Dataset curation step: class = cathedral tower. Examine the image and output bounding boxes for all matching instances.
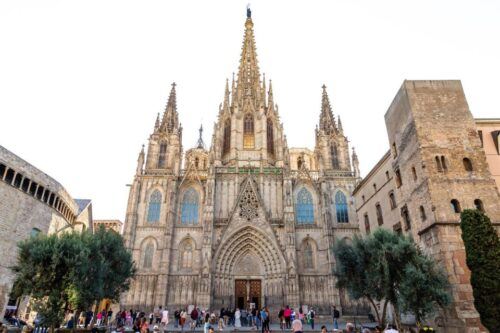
[122,8,362,316]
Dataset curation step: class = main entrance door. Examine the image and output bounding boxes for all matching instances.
[235,279,261,310]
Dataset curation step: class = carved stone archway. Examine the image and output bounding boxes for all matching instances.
[212,226,286,310]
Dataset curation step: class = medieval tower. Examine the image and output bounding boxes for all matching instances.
[121,9,361,314]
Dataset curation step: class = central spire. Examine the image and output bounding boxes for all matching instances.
[236,7,261,106]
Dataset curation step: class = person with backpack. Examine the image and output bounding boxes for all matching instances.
[307,308,315,330]
[332,305,340,330]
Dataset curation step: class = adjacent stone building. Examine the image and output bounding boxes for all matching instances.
[475,118,500,192]
[353,81,500,332]
[121,11,362,315]
[0,144,93,317]
[94,219,124,233]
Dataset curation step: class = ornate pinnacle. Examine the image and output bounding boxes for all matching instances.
[196,124,205,149]
[160,82,179,133]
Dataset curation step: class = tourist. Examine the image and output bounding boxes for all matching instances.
[332,306,340,330]
[107,309,113,326]
[262,307,270,333]
[149,312,154,325]
[204,314,211,333]
[345,323,355,333]
[321,325,327,333]
[180,309,187,331]
[284,305,291,329]
[191,307,199,331]
[278,307,284,330]
[174,309,180,328]
[235,308,242,329]
[218,313,225,332]
[161,307,169,328]
[126,310,133,327]
[307,307,315,330]
[362,328,371,333]
[298,308,304,325]
[140,317,149,333]
[96,311,103,326]
[247,307,253,327]
[155,306,162,325]
[291,315,302,333]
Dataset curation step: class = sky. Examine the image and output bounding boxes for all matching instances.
[1,0,499,220]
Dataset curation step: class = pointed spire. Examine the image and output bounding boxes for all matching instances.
[262,73,267,108]
[319,84,336,134]
[154,113,160,132]
[223,78,230,110]
[160,82,179,133]
[352,147,360,178]
[136,145,145,175]
[267,79,274,111]
[337,115,343,133]
[231,72,236,107]
[196,124,205,149]
[236,7,261,106]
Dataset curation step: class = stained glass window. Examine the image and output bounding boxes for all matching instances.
[243,114,254,149]
[296,187,314,224]
[223,119,231,155]
[335,191,349,223]
[147,190,162,223]
[181,188,199,224]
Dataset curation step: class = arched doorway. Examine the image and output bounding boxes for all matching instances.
[212,226,286,311]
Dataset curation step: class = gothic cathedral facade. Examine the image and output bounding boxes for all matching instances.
[122,12,362,314]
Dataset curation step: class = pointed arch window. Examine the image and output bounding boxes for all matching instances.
[335,191,349,223]
[295,187,314,224]
[267,119,274,156]
[223,119,231,155]
[179,240,194,269]
[331,144,340,169]
[147,190,162,223]
[158,143,167,168]
[143,242,154,268]
[243,114,255,149]
[181,188,199,225]
[303,240,315,269]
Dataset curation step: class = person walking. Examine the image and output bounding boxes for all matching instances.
[332,306,340,330]
[161,307,169,328]
[174,309,180,328]
[284,306,291,329]
[307,308,315,330]
[234,308,241,329]
[180,309,187,331]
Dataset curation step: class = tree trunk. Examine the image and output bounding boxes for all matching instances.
[393,301,402,332]
[379,300,388,328]
[367,296,381,325]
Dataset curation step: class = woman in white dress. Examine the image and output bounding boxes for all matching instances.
[234,309,242,329]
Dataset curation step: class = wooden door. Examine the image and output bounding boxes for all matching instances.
[235,279,247,310]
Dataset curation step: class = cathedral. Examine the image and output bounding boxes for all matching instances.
[121,9,362,315]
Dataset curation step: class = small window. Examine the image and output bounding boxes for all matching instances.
[364,214,370,234]
[29,182,38,196]
[5,168,15,184]
[435,156,443,172]
[30,228,41,237]
[392,142,398,158]
[375,203,384,226]
[297,156,303,170]
[36,186,44,200]
[463,158,473,172]
[158,143,167,168]
[478,130,483,147]
[474,199,484,212]
[373,183,377,192]
[451,199,461,213]
[389,191,397,209]
[385,171,390,181]
[195,157,199,169]
[48,193,55,206]
[362,195,365,203]
[42,190,49,203]
[21,178,30,192]
[412,166,417,181]
[401,205,411,230]
[13,173,23,188]
[0,163,6,179]
[441,156,447,171]
[395,168,402,188]
[419,206,427,222]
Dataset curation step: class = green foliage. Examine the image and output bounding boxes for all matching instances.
[334,228,450,326]
[11,227,135,328]
[460,209,500,333]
